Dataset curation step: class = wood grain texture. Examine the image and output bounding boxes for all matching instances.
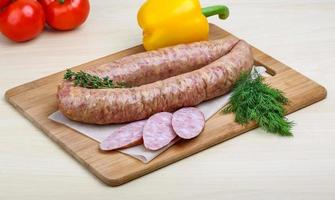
[5,24,326,186]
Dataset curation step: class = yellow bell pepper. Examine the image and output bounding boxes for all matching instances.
[137,0,229,50]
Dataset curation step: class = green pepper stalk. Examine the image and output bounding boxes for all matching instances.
[202,5,229,20]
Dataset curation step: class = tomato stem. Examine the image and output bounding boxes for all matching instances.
[58,0,65,4]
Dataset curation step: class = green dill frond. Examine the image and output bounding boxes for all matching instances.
[223,72,294,136]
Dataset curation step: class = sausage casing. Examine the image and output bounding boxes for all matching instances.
[58,40,253,124]
[85,38,239,86]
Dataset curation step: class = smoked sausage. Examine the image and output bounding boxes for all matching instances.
[58,40,253,124]
[85,38,238,86]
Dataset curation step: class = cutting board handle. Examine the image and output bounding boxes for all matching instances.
[253,47,290,76]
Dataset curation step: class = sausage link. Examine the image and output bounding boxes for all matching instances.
[85,38,239,86]
[58,40,253,124]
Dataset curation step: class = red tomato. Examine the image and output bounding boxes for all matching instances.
[0,0,11,9]
[37,0,53,7]
[40,0,90,31]
[0,0,45,42]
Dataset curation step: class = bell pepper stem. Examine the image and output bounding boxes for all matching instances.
[202,5,229,20]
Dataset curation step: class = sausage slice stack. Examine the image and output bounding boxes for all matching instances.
[100,107,205,151]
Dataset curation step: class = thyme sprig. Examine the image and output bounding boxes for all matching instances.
[223,72,294,136]
[64,69,129,89]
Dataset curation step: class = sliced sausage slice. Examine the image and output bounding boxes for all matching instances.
[143,112,177,151]
[100,120,146,151]
[172,107,205,139]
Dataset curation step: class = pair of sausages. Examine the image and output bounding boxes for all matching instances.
[57,38,253,124]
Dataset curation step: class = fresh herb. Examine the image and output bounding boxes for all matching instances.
[223,72,294,136]
[64,69,129,89]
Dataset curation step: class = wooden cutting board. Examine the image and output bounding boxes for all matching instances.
[5,24,326,186]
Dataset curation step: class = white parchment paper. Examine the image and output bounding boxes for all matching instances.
[49,67,267,163]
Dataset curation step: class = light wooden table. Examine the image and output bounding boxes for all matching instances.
[0,0,334,199]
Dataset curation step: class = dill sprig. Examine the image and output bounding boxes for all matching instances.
[223,72,294,136]
[64,69,129,89]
